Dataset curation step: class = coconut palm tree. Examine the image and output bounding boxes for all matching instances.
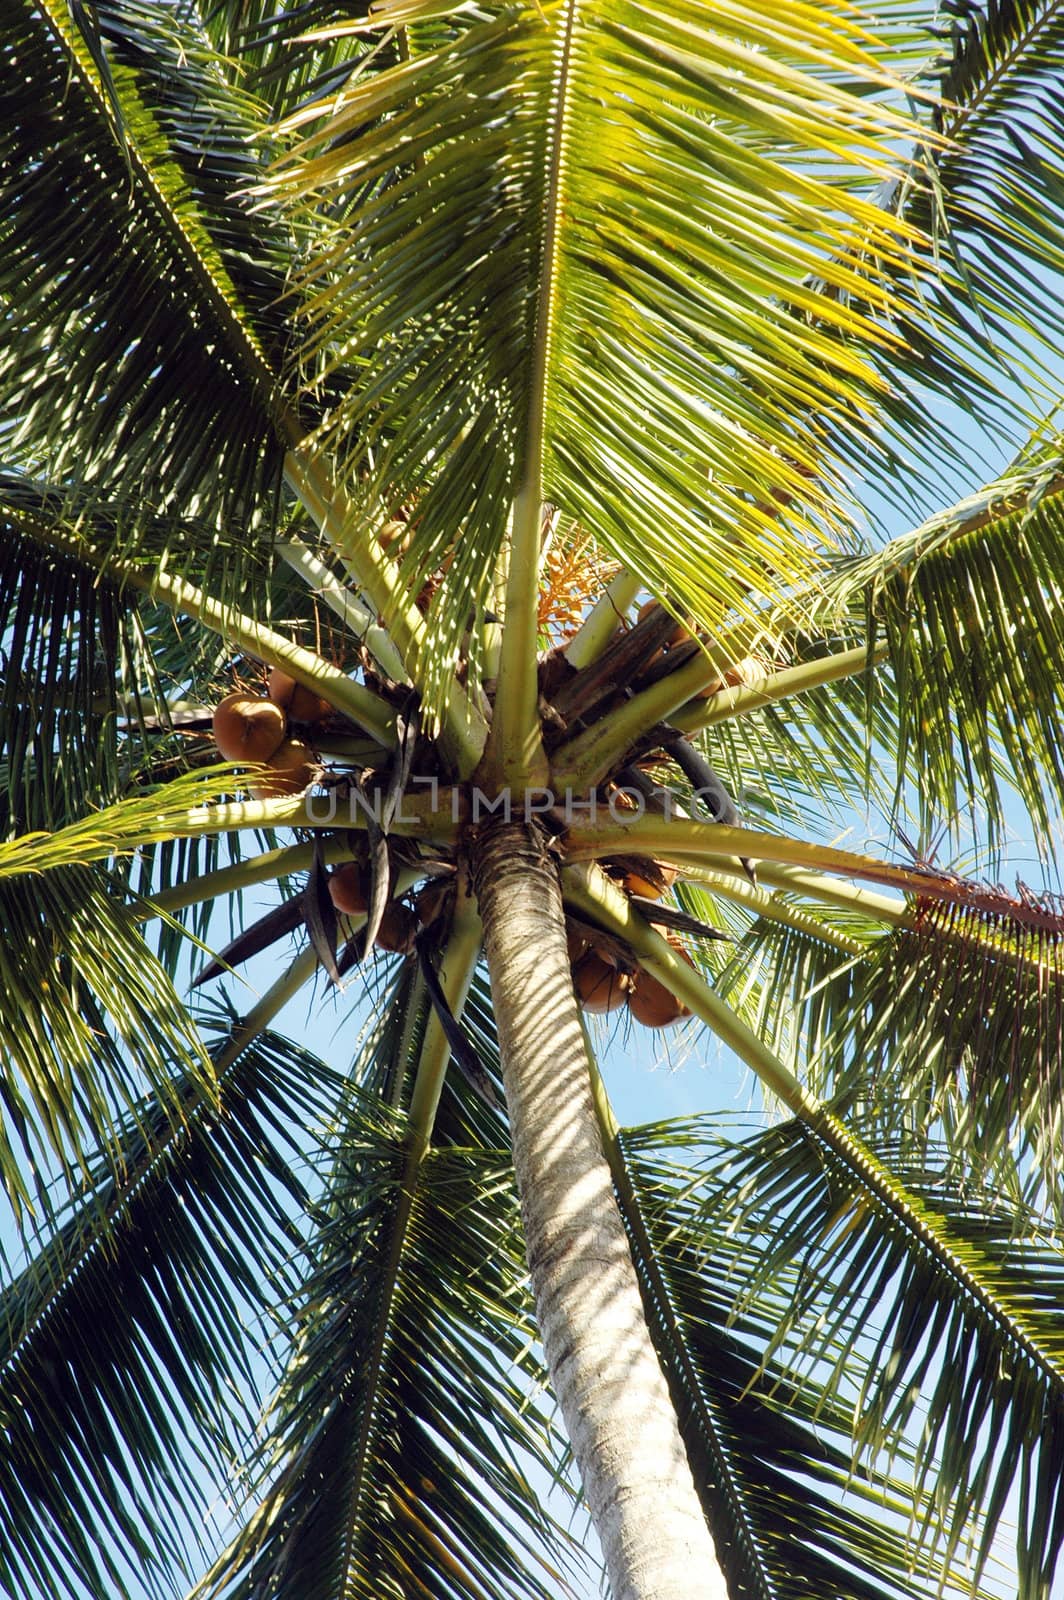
[3,0,1064,1596]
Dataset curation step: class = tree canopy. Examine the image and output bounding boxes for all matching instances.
[3,0,1064,1596]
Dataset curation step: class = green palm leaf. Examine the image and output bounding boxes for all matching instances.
[796,0,1064,511]
[202,992,587,1600]
[713,910,878,1073]
[0,864,215,1220]
[1,0,287,575]
[198,0,382,123]
[800,895,1064,1216]
[820,463,1064,856]
[612,1114,1010,1600]
[0,521,137,832]
[267,0,930,712]
[905,0,1064,417]
[0,1021,340,1600]
[695,1115,1064,1600]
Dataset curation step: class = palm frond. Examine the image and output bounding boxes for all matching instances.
[0,0,288,579]
[0,760,295,1222]
[201,1084,588,1600]
[199,0,389,123]
[0,479,262,833]
[800,0,1064,521]
[610,1113,1012,1600]
[702,873,1064,1214]
[266,0,933,715]
[0,765,257,878]
[713,910,880,1077]
[0,519,133,833]
[132,829,257,983]
[805,893,1064,1218]
[0,864,216,1221]
[733,634,904,828]
[0,1019,340,1600]
[687,1114,1064,1600]
[905,0,1064,416]
[83,0,300,335]
[677,647,903,842]
[820,463,1064,857]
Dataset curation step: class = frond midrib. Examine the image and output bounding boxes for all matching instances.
[34,0,297,440]
[808,1107,1064,1397]
[939,0,1064,149]
[491,0,580,787]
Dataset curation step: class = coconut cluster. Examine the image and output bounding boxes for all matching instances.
[213,671,419,956]
[212,660,700,1017]
[567,859,695,1030]
[211,668,329,798]
[567,921,694,1029]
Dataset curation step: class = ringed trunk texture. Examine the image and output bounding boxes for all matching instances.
[473,817,728,1600]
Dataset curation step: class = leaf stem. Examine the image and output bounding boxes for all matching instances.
[15,505,398,745]
[672,643,886,736]
[144,565,398,744]
[213,944,321,1074]
[335,888,483,1549]
[488,0,580,790]
[276,538,410,684]
[141,838,370,920]
[563,570,643,670]
[285,448,488,776]
[676,858,907,925]
[562,811,1020,916]
[672,864,873,953]
[171,787,459,846]
[406,878,482,1153]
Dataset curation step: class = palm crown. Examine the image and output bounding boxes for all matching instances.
[3,0,1064,1596]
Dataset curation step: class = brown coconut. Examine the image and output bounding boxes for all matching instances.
[267,667,332,726]
[572,949,630,1014]
[329,862,369,916]
[213,693,287,763]
[628,966,691,1029]
[629,939,696,1028]
[247,738,316,800]
[375,901,416,954]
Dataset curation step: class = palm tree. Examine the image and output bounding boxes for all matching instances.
[3,0,1064,1595]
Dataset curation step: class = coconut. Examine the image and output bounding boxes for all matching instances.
[620,860,679,900]
[213,692,287,763]
[267,667,332,726]
[247,738,316,800]
[375,901,416,954]
[572,949,629,1014]
[628,967,691,1028]
[329,862,369,916]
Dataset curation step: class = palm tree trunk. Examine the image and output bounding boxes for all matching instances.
[472,816,728,1600]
